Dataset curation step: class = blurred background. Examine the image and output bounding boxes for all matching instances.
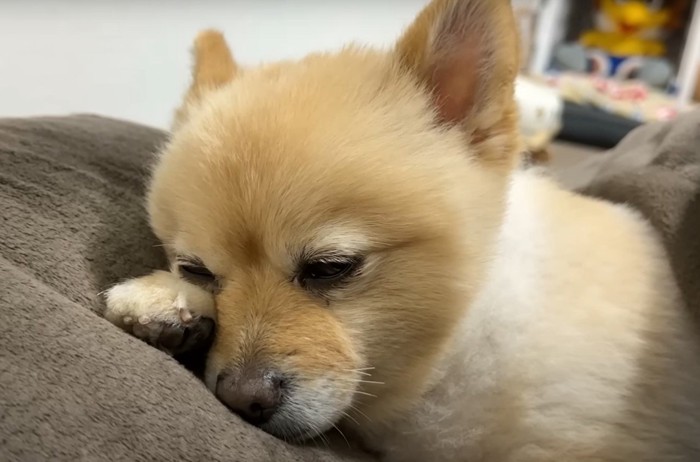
[0,1,426,128]
[1,0,699,165]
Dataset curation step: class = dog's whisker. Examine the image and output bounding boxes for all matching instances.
[346,404,373,423]
[332,423,351,448]
[316,414,351,449]
[340,409,360,427]
[343,389,377,398]
[97,283,119,298]
[318,432,330,450]
[305,422,330,450]
[347,370,373,377]
[339,379,384,385]
[276,425,291,445]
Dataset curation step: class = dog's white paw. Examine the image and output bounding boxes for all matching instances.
[104,270,216,355]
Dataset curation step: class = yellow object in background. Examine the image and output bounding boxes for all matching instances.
[580,0,673,57]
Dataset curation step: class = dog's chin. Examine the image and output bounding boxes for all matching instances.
[262,394,347,442]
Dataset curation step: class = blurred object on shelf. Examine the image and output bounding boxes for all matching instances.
[581,0,688,57]
[558,101,642,148]
[515,75,564,153]
[541,72,692,122]
[513,0,543,71]
[553,0,690,89]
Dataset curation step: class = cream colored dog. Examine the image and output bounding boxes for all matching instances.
[104,0,700,460]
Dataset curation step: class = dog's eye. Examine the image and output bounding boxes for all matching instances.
[298,257,359,290]
[304,261,353,279]
[179,263,216,285]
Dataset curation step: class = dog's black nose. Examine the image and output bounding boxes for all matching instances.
[216,368,282,425]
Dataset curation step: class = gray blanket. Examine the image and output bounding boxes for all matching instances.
[1,112,699,461]
[580,110,700,323]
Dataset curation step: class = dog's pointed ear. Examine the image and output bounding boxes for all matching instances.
[173,30,238,129]
[395,0,520,165]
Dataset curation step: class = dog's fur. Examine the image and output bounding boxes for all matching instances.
[104,0,700,460]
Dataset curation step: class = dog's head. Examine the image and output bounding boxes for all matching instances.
[148,0,519,441]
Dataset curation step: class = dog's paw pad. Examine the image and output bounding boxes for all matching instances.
[130,315,215,355]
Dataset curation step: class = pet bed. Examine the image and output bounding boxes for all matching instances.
[1,112,699,460]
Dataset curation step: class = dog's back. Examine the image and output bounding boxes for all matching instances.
[372,170,700,461]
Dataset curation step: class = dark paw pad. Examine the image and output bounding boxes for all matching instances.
[130,316,215,356]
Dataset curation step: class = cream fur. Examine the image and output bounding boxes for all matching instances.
[364,170,700,461]
[105,270,215,328]
[102,0,700,460]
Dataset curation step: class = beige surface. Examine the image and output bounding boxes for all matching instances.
[549,141,605,190]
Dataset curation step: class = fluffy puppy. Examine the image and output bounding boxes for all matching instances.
[105,0,700,460]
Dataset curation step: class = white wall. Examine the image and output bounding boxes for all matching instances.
[0,1,427,128]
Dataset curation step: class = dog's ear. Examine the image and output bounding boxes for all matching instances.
[395,0,520,166]
[173,30,238,129]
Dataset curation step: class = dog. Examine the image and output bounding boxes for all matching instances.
[104,0,700,460]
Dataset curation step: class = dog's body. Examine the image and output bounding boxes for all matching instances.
[361,170,700,461]
[104,0,700,460]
